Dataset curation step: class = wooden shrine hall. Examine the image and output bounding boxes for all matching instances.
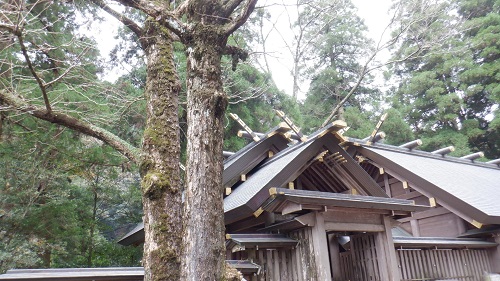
[115,112,500,281]
[2,112,500,281]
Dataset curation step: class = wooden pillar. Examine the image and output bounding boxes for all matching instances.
[410,219,420,237]
[489,233,500,273]
[311,211,332,281]
[375,215,400,281]
[328,233,341,281]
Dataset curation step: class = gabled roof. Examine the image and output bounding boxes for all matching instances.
[224,121,388,224]
[354,142,500,225]
[223,125,291,187]
[224,137,321,224]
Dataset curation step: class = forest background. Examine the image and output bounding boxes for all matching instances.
[0,0,499,273]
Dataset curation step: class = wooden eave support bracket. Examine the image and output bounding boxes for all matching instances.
[230,113,260,142]
[275,110,307,142]
[471,220,483,229]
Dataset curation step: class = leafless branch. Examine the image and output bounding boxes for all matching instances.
[17,32,52,113]
[89,0,144,39]
[110,0,186,38]
[224,0,258,36]
[0,89,141,163]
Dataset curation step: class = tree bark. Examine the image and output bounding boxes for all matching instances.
[140,21,183,281]
[182,29,227,281]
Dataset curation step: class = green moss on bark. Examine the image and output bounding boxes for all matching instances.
[142,171,177,199]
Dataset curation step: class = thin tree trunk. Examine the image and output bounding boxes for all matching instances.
[182,34,227,281]
[87,182,98,267]
[140,21,183,281]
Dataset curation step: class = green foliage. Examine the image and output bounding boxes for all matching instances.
[299,0,380,133]
[224,61,302,151]
[0,118,142,272]
[0,0,144,269]
[387,0,500,158]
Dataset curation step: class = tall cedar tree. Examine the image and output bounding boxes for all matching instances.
[389,0,499,158]
[0,0,257,281]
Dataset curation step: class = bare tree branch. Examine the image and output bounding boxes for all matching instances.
[0,89,141,163]
[110,0,186,38]
[224,0,258,36]
[16,32,52,113]
[89,0,144,39]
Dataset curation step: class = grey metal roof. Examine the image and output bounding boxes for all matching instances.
[223,139,320,221]
[117,222,144,246]
[359,145,500,224]
[0,267,144,281]
[393,236,497,249]
[223,129,290,188]
[226,234,298,250]
[225,260,261,274]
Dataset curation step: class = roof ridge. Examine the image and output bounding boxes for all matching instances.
[349,138,500,170]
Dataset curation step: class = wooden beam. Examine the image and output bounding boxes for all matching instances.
[322,135,388,197]
[402,181,409,189]
[375,216,400,281]
[366,112,387,145]
[383,174,392,197]
[410,219,420,237]
[398,207,450,223]
[328,233,342,280]
[225,187,232,195]
[324,222,384,232]
[275,110,307,142]
[295,212,316,226]
[230,113,260,142]
[281,202,303,215]
[226,215,268,233]
[311,212,332,281]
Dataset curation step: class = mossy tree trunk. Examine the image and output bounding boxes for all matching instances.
[140,21,183,281]
[181,28,228,280]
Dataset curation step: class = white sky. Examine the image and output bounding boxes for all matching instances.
[95,0,394,97]
[258,0,394,99]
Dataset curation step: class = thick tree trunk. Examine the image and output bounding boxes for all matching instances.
[182,31,227,281]
[140,22,183,281]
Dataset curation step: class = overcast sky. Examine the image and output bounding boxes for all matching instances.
[96,0,394,98]
[258,0,393,99]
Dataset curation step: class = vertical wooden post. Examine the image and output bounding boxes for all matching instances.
[489,233,500,273]
[375,215,400,281]
[328,233,341,281]
[311,212,332,281]
[410,219,420,237]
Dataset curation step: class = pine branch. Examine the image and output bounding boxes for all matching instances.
[0,89,142,164]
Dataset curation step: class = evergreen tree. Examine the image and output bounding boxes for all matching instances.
[299,0,379,134]
[388,0,499,158]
